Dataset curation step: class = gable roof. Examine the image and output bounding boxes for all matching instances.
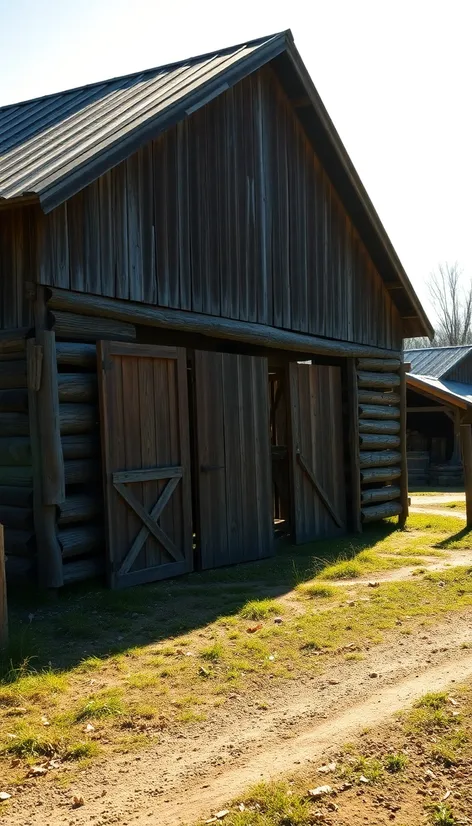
[404,345,472,379]
[0,30,432,338]
[407,373,472,411]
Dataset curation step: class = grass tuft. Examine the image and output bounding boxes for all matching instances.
[74,692,124,722]
[239,600,281,621]
[384,751,408,773]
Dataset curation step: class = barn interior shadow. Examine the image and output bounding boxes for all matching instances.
[2,522,398,678]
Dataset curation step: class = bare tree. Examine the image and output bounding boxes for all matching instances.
[429,262,472,346]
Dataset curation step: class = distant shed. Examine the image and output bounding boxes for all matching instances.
[0,31,432,589]
[405,346,472,487]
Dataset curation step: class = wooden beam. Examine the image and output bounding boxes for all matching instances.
[346,359,362,533]
[357,371,401,389]
[357,358,401,372]
[398,363,409,527]
[407,406,450,413]
[38,332,65,505]
[361,501,402,523]
[52,310,136,343]
[460,424,472,528]
[0,525,7,651]
[46,287,402,360]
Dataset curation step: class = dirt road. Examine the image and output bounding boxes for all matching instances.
[5,610,472,826]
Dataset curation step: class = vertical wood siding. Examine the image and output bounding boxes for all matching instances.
[38,67,403,350]
[0,206,35,329]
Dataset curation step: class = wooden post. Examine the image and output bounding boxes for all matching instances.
[0,524,7,651]
[460,424,472,528]
[27,339,64,589]
[451,409,462,465]
[398,362,409,527]
[347,359,362,532]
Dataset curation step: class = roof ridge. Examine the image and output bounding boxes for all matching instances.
[0,31,285,113]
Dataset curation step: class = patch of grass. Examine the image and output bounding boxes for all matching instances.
[1,724,57,758]
[344,652,364,662]
[431,730,468,766]
[229,781,313,826]
[178,709,206,724]
[384,751,408,772]
[417,692,448,710]
[431,803,457,826]
[239,600,282,621]
[64,741,99,761]
[200,643,224,661]
[74,692,124,722]
[299,583,338,599]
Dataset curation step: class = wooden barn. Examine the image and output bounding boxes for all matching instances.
[0,31,432,590]
[405,346,472,487]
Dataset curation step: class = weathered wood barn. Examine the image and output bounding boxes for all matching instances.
[0,30,432,589]
[405,346,472,487]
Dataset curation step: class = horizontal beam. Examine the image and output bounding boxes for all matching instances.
[46,288,402,360]
[407,406,451,413]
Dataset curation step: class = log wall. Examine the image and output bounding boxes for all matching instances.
[0,334,35,577]
[36,66,404,351]
[349,357,408,525]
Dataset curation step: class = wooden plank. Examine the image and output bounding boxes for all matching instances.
[359,433,401,450]
[357,358,401,372]
[0,525,6,650]
[357,371,401,389]
[358,390,401,405]
[359,404,401,420]
[398,363,409,527]
[52,310,136,342]
[56,342,96,368]
[460,424,472,528]
[360,450,402,469]
[60,404,97,435]
[112,466,182,484]
[361,486,401,505]
[359,419,400,435]
[360,466,401,484]
[361,501,403,523]
[346,359,362,532]
[58,373,97,403]
[297,451,343,528]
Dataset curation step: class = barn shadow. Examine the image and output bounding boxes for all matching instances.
[2,522,398,679]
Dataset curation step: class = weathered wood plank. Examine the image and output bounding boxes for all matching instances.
[360,450,402,469]
[60,404,98,435]
[61,434,99,460]
[361,486,401,505]
[58,525,103,559]
[360,466,401,483]
[357,358,401,372]
[37,331,65,506]
[358,419,400,435]
[0,525,6,650]
[52,310,136,342]
[112,466,182,484]
[358,390,401,405]
[58,494,102,526]
[346,359,362,533]
[0,505,34,530]
[359,404,401,420]
[359,433,401,450]
[357,371,401,389]
[361,501,403,523]
[58,374,97,403]
[56,342,96,368]
[398,363,409,527]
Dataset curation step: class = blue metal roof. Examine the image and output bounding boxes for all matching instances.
[404,346,472,378]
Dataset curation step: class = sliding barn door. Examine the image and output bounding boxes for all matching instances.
[289,363,346,543]
[98,342,193,588]
[194,351,273,568]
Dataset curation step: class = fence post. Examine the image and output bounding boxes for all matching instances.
[0,525,7,651]
[460,424,472,528]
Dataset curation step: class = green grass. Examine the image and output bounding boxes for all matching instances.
[74,692,124,722]
[384,751,408,773]
[431,803,457,826]
[239,600,282,620]
[298,583,338,599]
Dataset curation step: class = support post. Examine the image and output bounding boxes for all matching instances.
[451,409,462,465]
[0,524,7,651]
[347,359,362,532]
[398,362,409,527]
[460,424,472,528]
[27,336,64,589]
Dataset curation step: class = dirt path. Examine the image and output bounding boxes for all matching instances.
[5,610,472,826]
[410,505,466,519]
[410,493,465,506]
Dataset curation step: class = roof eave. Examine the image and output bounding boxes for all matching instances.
[407,374,469,409]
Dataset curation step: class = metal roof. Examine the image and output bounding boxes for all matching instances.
[0,29,433,339]
[0,32,285,209]
[407,373,472,409]
[404,346,472,379]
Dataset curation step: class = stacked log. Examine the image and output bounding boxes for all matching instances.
[55,343,104,582]
[0,334,36,574]
[355,358,406,525]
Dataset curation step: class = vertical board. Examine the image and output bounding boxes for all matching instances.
[195,351,273,568]
[98,341,193,588]
[289,363,347,544]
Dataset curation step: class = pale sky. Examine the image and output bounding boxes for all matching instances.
[1,0,471,324]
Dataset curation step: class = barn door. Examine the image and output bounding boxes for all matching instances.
[98,342,193,588]
[194,351,273,568]
[289,363,346,544]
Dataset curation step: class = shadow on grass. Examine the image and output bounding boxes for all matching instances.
[1,522,399,681]
[435,525,472,550]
